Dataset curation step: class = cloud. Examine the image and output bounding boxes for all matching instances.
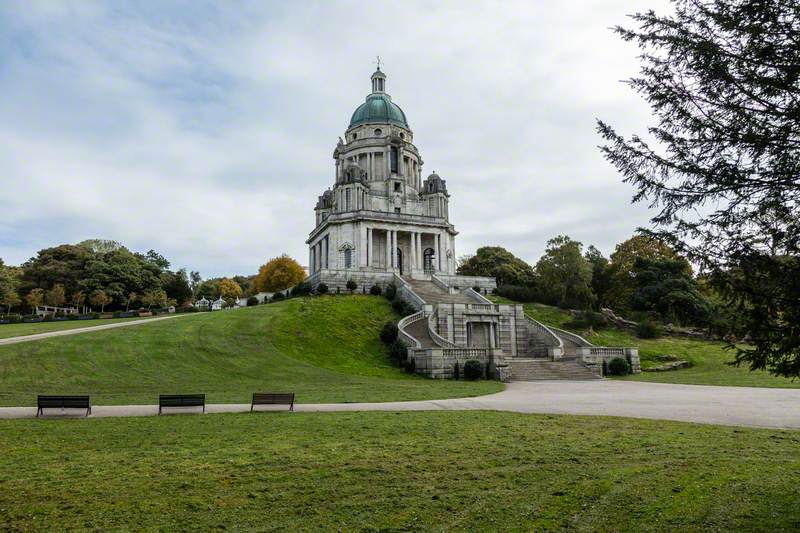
[0,0,670,276]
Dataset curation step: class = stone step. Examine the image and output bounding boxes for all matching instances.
[508,358,601,381]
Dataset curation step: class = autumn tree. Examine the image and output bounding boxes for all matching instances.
[598,2,800,376]
[219,278,243,300]
[72,291,86,313]
[126,292,138,311]
[45,284,66,308]
[90,290,111,312]
[254,255,306,293]
[26,288,44,311]
[141,289,167,309]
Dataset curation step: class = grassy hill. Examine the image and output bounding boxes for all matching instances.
[493,297,800,388]
[0,315,160,339]
[1,411,797,531]
[0,296,502,406]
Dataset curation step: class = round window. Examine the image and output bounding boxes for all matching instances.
[374,128,382,136]
[400,132,405,139]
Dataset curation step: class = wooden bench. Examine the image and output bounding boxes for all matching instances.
[251,393,294,412]
[158,394,205,415]
[37,395,91,417]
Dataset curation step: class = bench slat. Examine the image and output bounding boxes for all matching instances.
[37,395,91,417]
[251,392,294,411]
[158,394,205,414]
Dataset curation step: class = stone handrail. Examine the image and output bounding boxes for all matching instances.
[430,274,451,293]
[446,348,490,360]
[524,314,564,349]
[465,288,493,304]
[393,273,426,310]
[427,308,457,348]
[550,327,594,348]
[398,310,425,349]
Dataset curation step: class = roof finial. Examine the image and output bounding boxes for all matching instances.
[374,55,382,71]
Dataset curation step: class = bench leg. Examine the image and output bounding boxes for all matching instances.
[202,405,205,414]
[250,404,254,412]
[158,406,162,415]
[36,407,42,418]
[86,407,91,417]
[290,402,294,412]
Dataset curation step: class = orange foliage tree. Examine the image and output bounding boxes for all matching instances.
[254,255,306,293]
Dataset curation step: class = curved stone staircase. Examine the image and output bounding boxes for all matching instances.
[395,276,603,381]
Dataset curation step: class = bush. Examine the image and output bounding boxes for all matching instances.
[389,339,407,364]
[391,299,415,316]
[463,359,484,380]
[472,285,482,293]
[346,279,357,293]
[405,357,416,374]
[247,296,259,307]
[271,292,285,302]
[291,281,312,297]
[316,282,328,295]
[453,362,460,380]
[369,284,382,296]
[384,283,397,301]
[564,310,609,330]
[380,322,399,345]
[636,320,662,339]
[607,357,631,376]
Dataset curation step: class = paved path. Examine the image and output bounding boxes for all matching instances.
[3,381,799,429]
[0,314,187,346]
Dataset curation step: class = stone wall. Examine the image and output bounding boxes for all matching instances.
[307,269,395,294]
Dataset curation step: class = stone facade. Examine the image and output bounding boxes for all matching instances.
[307,67,458,287]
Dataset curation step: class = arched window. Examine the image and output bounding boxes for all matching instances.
[344,248,352,269]
[374,128,382,136]
[423,248,435,273]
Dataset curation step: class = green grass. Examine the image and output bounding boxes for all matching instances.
[492,296,800,388]
[0,315,160,339]
[0,411,797,531]
[0,296,502,406]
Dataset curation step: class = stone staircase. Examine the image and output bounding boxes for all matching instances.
[402,315,438,348]
[403,278,476,304]
[508,357,601,381]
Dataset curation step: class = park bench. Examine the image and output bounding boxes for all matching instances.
[37,395,91,417]
[251,392,294,412]
[158,394,205,415]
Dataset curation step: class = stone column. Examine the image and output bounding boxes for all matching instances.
[410,231,417,273]
[309,246,314,275]
[384,230,391,271]
[367,228,372,267]
[391,230,397,269]
[435,233,441,272]
[417,233,423,269]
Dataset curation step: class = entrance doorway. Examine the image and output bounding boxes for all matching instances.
[396,248,403,274]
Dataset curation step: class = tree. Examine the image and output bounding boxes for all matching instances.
[0,259,21,313]
[26,288,44,311]
[219,278,243,300]
[598,2,800,376]
[141,289,167,309]
[126,292,137,311]
[45,284,66,308]
[189,270,202,300]
[90,290,111,312]
[584,246,611,307]
[534,236,595,309]
[605,235,678,312]
[162,269,192,305]
[629,256,712,326]
[254,255,306,293]
[72,291,86,314]
[78,239,123,254]
[456,246,536,287]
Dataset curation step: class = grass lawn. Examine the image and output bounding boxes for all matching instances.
[492,296,800,388]
[0,296,502,406]
[0,315,160,339]
[0,411,797,531]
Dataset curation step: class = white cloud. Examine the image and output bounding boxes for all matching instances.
[0,0,671,276]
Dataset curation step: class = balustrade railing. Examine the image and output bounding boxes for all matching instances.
[427,309,457,348]
[524,314,564,349]
[398,310,425,349]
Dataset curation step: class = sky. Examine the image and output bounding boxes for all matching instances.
[0,0,672,278]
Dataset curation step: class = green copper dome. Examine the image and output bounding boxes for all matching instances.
[349,93,409,128]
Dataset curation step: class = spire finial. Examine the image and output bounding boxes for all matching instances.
[374,55,382,71]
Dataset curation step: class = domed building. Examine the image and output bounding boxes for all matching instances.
[307,67,459,283]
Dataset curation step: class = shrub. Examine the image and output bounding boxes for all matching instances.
[316,283,329,295]
[405,357,416,374]
[495,284,542,303]
[291,281,312,297]
[391,299,415,316]
[453,362,460,380]
[380,322,399,345]
[389,339,407,363]
[346,279,357,293]
[463,359,484,380]
[636,320,662,339]
[607,357,631,376]
[384,283,397,301]
[370,284,382,296]
[247,296,259,307]
[271,292,285,302]
[472,285,481,293]
[564,311,609,331]
[485,361,493,380]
